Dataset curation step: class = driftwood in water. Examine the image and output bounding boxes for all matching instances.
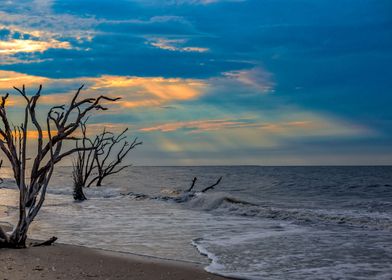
[201,177,223,193]
[123,176,223,204]
[187,176,223,193]
[187,177,198,192]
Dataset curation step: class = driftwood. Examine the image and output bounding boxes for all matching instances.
[32,236,58,247]
[201,177,223,193]
[186,176,223,193]
[186,176,222,193]
[124,176,223,204]
[0,85,119,248]
[187,177,197,192]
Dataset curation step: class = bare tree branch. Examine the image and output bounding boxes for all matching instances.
[94,132,142,187]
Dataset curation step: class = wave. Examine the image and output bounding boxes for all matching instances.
[49,186,121,199]
[186,192,392,231]
[187,192,257,211]
[2,178,391,232]
[192,237,264,280]
[104,189,392,231]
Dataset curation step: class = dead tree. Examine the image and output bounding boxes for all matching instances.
[0,85,119,248]
[72,124,141,200]
[94,129,142,187]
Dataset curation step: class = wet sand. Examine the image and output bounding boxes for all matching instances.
[0,242,231,280]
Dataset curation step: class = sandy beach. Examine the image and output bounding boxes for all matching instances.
[0,242,231,280]
[0,216,230,280]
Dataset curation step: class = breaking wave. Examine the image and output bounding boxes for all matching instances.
[186,192,392,231]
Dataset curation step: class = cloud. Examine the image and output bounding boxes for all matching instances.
[0,11,97,42]
[148,37,209,53]
[140,118,253,132]
[0,39,72,55]
[136,113,373,164]
[90,75,207,108]
[0,70,49,88]
[0,1,255,78]
[0,70,206,109]
[139,115,370,138]
[0,5,97,65]
[0,56,52,66]
[223,67,275,93]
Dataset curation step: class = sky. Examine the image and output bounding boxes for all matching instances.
[0,0,391,165]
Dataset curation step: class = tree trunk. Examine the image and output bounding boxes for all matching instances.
[73,182,87,201]
[25,193,36,208]
[96,178,103,187]
[0,240,26,249]
[0,226,28,249]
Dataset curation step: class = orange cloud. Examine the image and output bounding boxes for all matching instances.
[0,130,56,142]
[0,70,49,88]
[25,130,54,139]
[91,75,206,102]
[121,99,162,108]
[1,123,131,143]
[0,70,206,109]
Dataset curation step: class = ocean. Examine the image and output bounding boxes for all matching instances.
[1,166,392,279]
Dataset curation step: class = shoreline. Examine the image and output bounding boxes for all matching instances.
[0,242,232,280]
[1,208,231,280]
[0,195,233,280]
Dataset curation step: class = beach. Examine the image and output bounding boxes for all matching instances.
[0,243,230,280]
[1,166,392,279]
[1,207,229,280]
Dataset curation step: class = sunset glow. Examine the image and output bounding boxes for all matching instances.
[0,0,390,165]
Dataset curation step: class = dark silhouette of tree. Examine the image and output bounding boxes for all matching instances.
[0,85,119,248]
[72,122,142,201]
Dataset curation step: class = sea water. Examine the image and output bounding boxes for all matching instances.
[1,166,392,279]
